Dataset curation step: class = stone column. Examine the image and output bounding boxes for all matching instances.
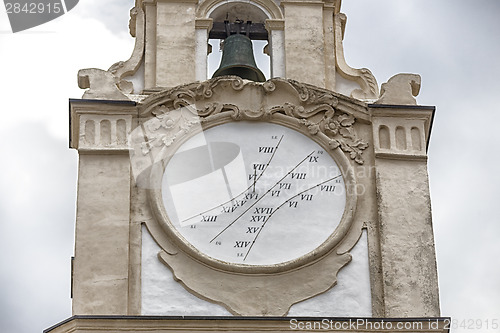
[265,19,285,78]
[370,104,440,317]
[70,100,137,315]
[282,0,325,87]
[323,3,336,91]
[143,0,157,89]
[195,19,213,82]
[155,0,197,88]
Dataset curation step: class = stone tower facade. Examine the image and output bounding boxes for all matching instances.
[45,0,449,332]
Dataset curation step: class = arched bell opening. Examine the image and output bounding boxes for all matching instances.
[196,0,284,82]
[208,4,270,81]
[208,38,269,80]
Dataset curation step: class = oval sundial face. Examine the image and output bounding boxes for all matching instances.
[161,121,347,266]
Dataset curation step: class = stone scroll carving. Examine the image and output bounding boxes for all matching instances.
[334,13,379,101]
[157,245,351,316]
[78,6,145,99]
[138,77,369,165]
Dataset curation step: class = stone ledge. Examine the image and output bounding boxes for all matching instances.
[45,316,451,333]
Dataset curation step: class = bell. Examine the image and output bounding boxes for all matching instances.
[212,34,266,82]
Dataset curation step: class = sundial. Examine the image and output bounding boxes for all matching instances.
[159,121,347,267]
[140,87,361,314]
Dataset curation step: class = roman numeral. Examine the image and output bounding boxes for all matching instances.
[245,193,258,200]
[201,215,217,222]
[250,215,266,222]
[271,190,280,197]
[234,241,252,248]
[279,182,291,190]
[232,200,246,207]
[291,173,307,179]
[288,201,298,208]
[254,207,273,214]
[320,185,336,192]
[222,206,238,213]
[246,226,260,233]
[253,163,266,170]
[300,194,314,201]
[258,146,274,153]
[309,156,319,163]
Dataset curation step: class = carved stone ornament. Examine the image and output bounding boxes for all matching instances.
[375,73,421,105]
[334,13,379,101]
[78,5,145,98]
[135,77,367,316]
[135,77,369,166]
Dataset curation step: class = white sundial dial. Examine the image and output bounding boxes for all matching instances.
[161,121,347,266]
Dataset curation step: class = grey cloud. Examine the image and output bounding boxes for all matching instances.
[0,122,76,333]
[341,0,500,327]
[72,0,133,36]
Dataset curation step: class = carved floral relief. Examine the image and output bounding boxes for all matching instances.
[139,77,368,165]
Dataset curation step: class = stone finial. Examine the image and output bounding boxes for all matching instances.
[78,68,129,100]
[375,73,421,105]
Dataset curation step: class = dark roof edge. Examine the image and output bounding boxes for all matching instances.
[69,98,137,106]
[368,103,435,111]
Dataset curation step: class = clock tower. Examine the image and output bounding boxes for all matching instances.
[46,0,449,332]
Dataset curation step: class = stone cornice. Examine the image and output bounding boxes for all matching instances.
[44,316,452,333]
[195,18,213,30]
[265,19,285,31]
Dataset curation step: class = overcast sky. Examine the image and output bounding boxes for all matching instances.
[0,1,499,332]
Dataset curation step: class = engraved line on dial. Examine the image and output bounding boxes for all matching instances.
[252,166,257,193]
[209,150,316,243]
[180,135,284,224]
[242,174,343,261]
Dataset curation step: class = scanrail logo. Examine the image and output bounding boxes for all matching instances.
[3,0,79,32]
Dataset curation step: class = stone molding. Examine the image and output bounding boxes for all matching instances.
[197,0,284,21]
[369,104,434,160]
[194,18,213,30]
[265,19,285,31]
[44,316,452,333]
[281,0,325,6]
[69,99,137,152]
[136,77,370,165]
[156,0,198,3]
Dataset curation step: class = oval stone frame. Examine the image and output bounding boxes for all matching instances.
[138,77,365,315]
[147,114,357,274]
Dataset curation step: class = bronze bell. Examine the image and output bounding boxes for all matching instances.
[212,33,266,82]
